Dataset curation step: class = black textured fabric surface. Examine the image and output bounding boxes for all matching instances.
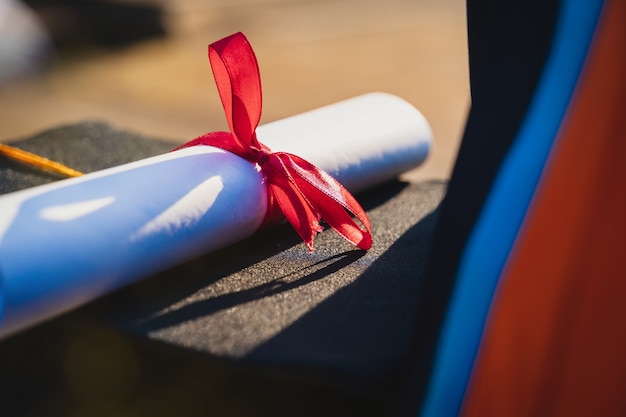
[0,122,445,417]
[0,120,175,193]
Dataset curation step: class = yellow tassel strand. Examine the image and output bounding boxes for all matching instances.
[0,143,83,178]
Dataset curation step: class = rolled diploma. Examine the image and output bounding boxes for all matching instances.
[0,92,431,337]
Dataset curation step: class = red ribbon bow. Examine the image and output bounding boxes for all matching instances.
[176,32,372,251]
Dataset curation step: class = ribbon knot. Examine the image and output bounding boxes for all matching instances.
[176,32,372,251]
[251,145,271,165]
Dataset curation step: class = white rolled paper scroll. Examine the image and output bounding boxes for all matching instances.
[0,92,431,338]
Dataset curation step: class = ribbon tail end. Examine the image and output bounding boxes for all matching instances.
[357,234,373,251]
[304,223,324,252]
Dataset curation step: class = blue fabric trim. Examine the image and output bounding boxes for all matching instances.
[418,1,605,416]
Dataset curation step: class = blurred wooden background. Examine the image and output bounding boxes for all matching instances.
[0,0,469,181]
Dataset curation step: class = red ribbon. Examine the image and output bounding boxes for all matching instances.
[176,32,371,251]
